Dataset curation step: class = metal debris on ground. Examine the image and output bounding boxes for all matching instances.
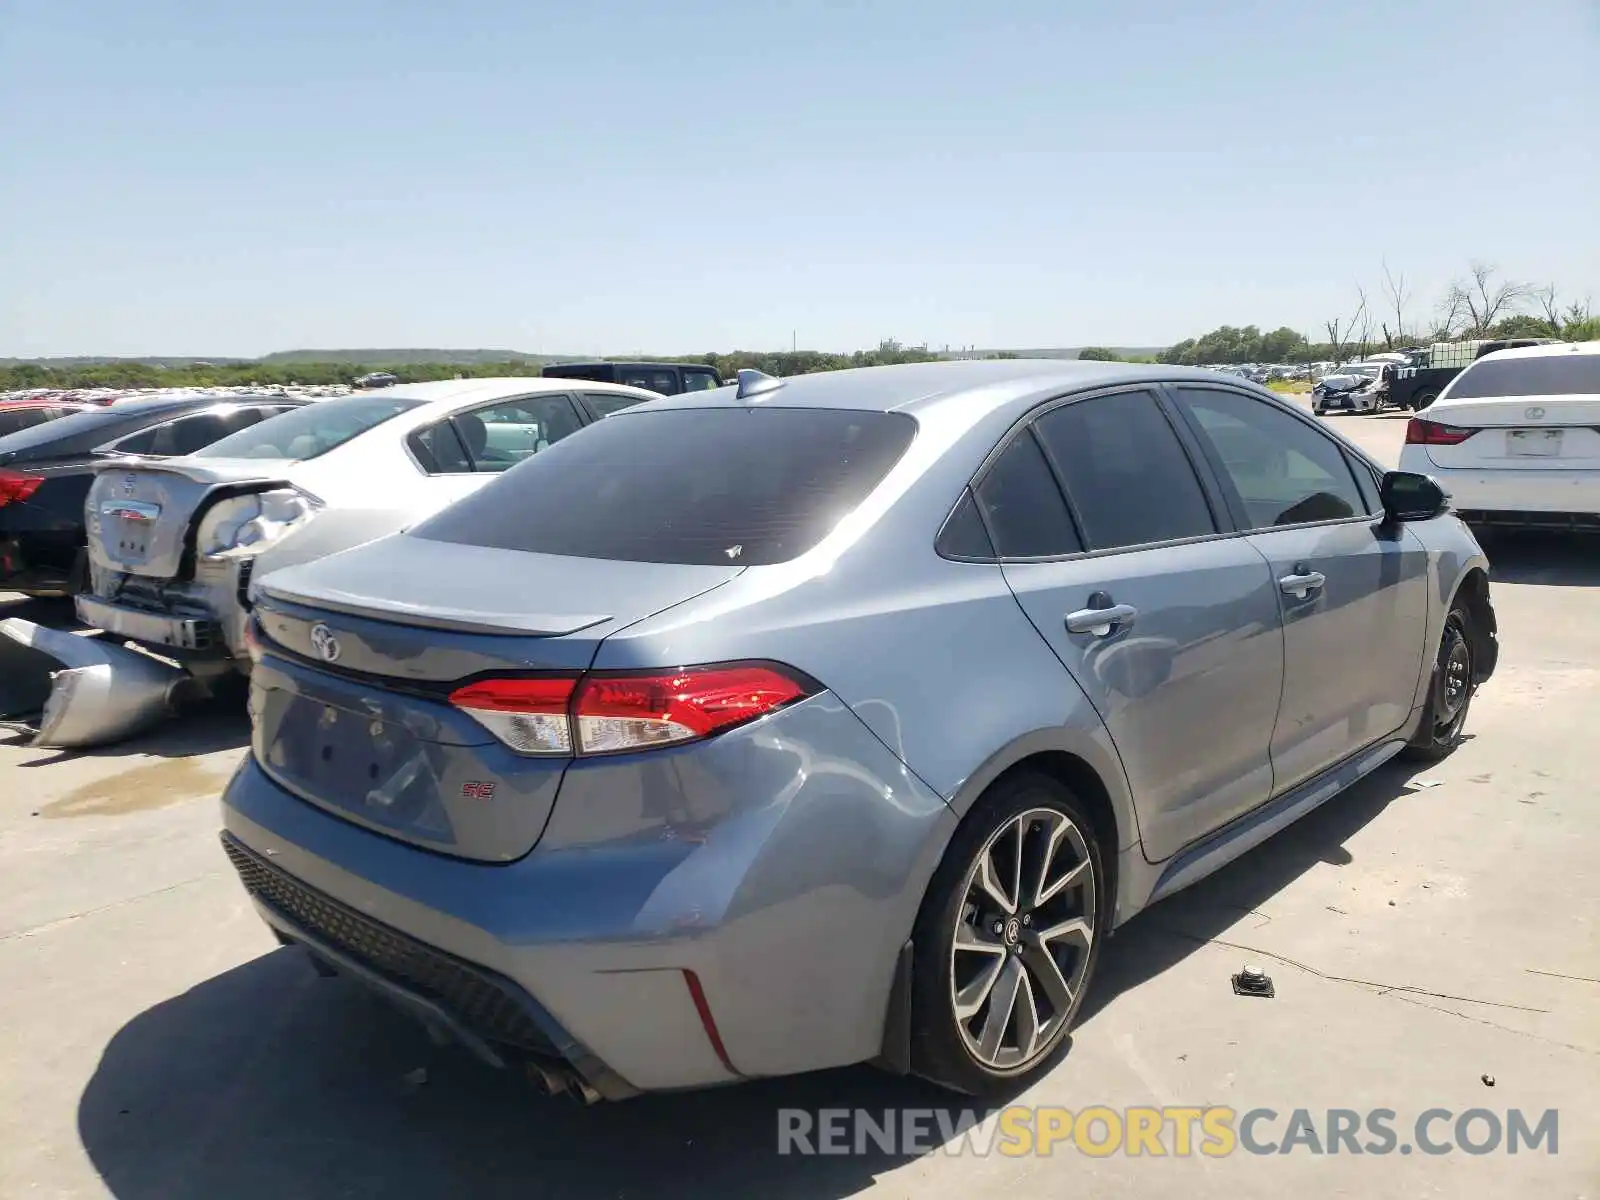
[1231,965,1275,998]
[0,618,185,748]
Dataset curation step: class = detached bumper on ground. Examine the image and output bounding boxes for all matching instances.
[0,618,188,747]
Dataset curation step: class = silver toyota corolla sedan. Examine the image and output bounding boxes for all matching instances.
[220,359,1498,1101]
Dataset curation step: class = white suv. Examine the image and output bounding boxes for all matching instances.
[1398,341,1600,532]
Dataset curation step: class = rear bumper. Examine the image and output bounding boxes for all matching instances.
[219,697,958,1094]
[74,593,229,656]
[1397,454,1600,520]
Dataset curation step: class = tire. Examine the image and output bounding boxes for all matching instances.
[908,772,1106,1097]
[1414,390,1438,411]
[1400,601,1477,762]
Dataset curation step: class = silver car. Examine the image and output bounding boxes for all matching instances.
[220,360,1498,1100]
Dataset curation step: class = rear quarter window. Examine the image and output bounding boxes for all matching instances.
[410,407,916,566]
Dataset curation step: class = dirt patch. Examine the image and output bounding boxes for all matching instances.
[38,758,229,819]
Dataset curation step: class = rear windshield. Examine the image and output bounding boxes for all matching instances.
[192,394,423,460]
[1447,354,1600,399]
[411,407,917,566]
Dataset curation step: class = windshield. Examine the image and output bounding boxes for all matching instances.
[192,394,423,460]
[411,407,918,566]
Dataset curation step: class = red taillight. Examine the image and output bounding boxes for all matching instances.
[0,469,42,508]
[448,663,816,757]
[449,675,579,755]
[1405,418,1475,446]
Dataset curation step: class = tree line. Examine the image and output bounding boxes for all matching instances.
[1147,262,1598,367]
[0,339,946,393]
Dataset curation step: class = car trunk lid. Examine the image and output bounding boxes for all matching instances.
[249,534,744,860]
[85,457,296,579]
[1422,395,1600,471]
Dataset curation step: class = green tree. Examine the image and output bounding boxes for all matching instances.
[1076,347,1123,361]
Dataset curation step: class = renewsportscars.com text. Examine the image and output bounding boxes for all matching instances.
[777,1106,1559,1158]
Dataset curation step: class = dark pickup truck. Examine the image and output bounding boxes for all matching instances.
[1388,338,1560,410]
[541,361,723,394]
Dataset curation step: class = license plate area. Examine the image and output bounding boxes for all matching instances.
[266,692,455,840]
[100,500,163,563]
[1506,429,1563,457]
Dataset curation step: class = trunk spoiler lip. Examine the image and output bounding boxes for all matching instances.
[257,581,613,638]
[86,453,297,489]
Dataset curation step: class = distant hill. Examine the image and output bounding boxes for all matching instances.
[938,347,1165,361]
[259,348,542,366]
[0,356,254,368]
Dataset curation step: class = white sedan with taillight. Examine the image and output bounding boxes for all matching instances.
[1397,341,1600,533]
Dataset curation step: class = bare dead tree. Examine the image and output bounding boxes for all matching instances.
[1325,288,1370,365]
[1380,260,1411,348]
[1432,285,1469,340]
[1443,261,1532,337]
[1534,284,1560,332]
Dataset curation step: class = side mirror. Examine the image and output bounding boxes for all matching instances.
[1379,470,1448,522]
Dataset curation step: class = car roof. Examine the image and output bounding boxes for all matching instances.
[1470,339,1600,363]
[546,360,702,369]
[384,376,662,416]
[628,359,1263,421]
[0,398,90,411]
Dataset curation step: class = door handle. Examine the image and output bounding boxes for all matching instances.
[1066,603,1138,636]
[1278,566,1326,599]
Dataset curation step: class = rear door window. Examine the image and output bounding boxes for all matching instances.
[457,395,585,471]
[1033,390,1217,551]
[974,433,1082,557]
[1446,354,1600,399]
[410,407,916,565]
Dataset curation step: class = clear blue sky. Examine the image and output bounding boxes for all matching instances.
[2,0,1596,358]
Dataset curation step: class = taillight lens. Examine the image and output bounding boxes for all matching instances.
[449,663,816,757]
[450,676,579,755]
[0,469,43,508]
[1405,418,1475,446]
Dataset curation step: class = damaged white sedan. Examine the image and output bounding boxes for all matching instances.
[50,377,657,745]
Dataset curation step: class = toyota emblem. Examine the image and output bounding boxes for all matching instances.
[1525,406,1546,420]
[309,623,341,663]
